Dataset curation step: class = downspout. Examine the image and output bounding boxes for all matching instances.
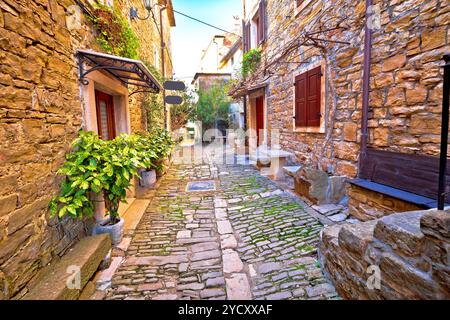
[359,0,373,176]
[160,6,168,131]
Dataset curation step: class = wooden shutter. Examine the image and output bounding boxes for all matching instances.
[246,23,251,50]
[295,66,322,127]
[242,20,248,52]
[258,0,266,43]
[306,66,321,127]
[294,73,307,127]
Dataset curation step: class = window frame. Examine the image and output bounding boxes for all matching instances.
[292,61,326,133]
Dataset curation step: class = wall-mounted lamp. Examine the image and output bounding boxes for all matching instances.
[130,0,153,20]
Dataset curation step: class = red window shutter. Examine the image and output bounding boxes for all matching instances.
[306,66,321,127]
[295,73,307,127]
[296,0,303,7]
[258,0,266,43]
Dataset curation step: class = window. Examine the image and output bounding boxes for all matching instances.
[243,1,266,52]
[294,66,322,128]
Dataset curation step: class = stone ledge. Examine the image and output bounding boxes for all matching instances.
[23,234,111,300]
[374,210,426,256]
[348,179,444,209]
[319,209,450,299]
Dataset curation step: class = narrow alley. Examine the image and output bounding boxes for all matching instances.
[103,147,339,300]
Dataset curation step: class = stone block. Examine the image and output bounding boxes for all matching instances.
[374,210,425,256]
[0,193,17,217]
[222,249,243,274]
[431,263,450,294]
[24,234,111,300]
[0,224,34,265]
[338,221,377,257]
[380,253,445,299]
[382,54,406,72]
[328,176,347,204]
[420,210,450,240]
[7,197,49,235]
[296,168,329,205]
[225,273,252,300]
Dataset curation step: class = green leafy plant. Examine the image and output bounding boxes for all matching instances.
[192,83,231,133]
[170,89,195,131]
[89,2,140,59]
[50,131,143,225]
[242,48,262,78]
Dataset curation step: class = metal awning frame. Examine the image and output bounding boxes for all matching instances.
[76,50,162,96]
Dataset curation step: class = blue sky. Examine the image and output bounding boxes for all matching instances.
[170,0,242,83]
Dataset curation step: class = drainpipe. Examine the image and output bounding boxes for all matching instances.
[359,0,373,175]
[160,6,168,131]
[438,54,450,210]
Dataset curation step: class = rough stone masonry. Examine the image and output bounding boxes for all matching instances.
[0,0,172,299]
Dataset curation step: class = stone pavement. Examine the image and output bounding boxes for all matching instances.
[102,147,339,300]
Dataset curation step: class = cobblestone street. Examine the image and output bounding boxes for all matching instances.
[105,147,339,300]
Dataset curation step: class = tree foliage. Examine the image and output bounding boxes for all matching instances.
[170,89,196,131]
[191,83,231,132]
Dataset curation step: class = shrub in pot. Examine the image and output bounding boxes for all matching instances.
[134,134,158,188]
[146,128,175,177]
[50,131,142,246]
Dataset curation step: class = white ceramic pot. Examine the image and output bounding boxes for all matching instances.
[93,218,124,246]
[140,169,157,188]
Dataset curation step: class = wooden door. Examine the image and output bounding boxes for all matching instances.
[255,96,264,146]
[95,90,116,140]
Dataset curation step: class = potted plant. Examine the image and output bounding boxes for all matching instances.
[92,134,141,245]
[49,131,142,246]
[134,133,158,188]
[147,129,174,177]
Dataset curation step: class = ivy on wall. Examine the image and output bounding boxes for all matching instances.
[242,48,262,78]
[89,2,140,59]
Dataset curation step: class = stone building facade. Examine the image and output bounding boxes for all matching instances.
[0,0,174,299]
[235,0,449,218]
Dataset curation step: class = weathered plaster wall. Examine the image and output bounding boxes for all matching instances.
[0,0,170,299]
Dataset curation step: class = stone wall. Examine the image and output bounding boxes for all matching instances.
[348,184,423,221]
[245,0,449,178]
[0,0,171,299]
[319,209,450,299]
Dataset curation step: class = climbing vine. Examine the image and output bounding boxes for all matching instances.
[242,48,262,78]
[89,2,140,59]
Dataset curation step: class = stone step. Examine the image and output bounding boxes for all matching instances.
[24,234,111,300]
[122,199,150,233]
[283,166,302,177]
[118,198,136,217]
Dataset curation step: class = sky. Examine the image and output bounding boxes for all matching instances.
[170,0,242,84]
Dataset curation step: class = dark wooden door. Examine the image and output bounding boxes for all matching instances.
[255,96,264,145]
[95,90,116,140]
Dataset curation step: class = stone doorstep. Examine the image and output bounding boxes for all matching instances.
[23,234,111,300]
[122,199,151,233]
